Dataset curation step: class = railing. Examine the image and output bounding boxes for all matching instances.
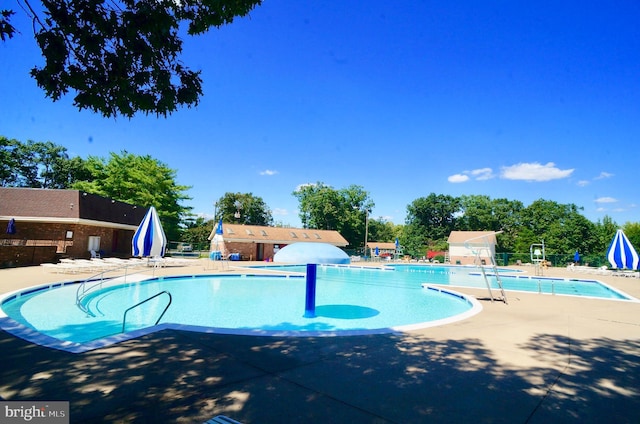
[122,291,172,333]
[464,231,508,304]
[75,261,146,316]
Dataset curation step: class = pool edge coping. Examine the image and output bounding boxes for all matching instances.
[0,273,483,354]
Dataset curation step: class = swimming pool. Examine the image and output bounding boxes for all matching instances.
[0,266,481,352]
[385,264,635,300]
[1,264,634,353]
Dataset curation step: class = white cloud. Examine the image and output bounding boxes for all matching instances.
[595,197,618,204]
[470,167,495,181]
[259,169,278,176]
[577,180,590,187]
[294,182,316,192]
[448,174,469,183]
[595,171,614,180]
[500,162,574,181]
[448,167,494,183]
[272,208,288,216]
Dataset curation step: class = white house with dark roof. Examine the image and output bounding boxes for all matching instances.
[447,231,498,265]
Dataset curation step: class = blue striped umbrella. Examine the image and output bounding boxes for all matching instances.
[607,229,639,270]
[132,206,167,257]
[6,218,16,235]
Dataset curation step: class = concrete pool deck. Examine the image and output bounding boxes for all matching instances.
[1,260,639,423]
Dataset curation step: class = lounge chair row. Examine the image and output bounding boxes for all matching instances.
[147,257,195,268]
[566,264,639,277]
[41,256,197,274]
[41,258,147,274]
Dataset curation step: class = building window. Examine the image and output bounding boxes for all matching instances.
[261,230,268,236]
[245,229,254,235]
[290,232,298,238]
[88,236,101,252]
[302,233,310,239]
[65,231,73,239]
[314,233,321,239]
[227,228,235,234]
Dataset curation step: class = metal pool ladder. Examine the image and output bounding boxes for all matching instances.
[122,291,172,333]
[464,231,508,304]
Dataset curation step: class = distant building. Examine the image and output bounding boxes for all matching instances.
[0,188,147,267]
[208,223,348,261]
[365,242,398,259]
[447,231,498,265]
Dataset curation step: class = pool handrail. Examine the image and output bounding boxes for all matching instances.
[463,231,508,304]
[122,290,172,333]
[75,261,147,316]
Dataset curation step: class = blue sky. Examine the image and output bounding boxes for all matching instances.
[2,1,639,227]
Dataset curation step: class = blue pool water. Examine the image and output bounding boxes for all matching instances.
[1,264,633,352]
[385,264,633,300]
[0,266,480,351]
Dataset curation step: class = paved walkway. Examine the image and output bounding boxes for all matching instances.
[1,261,639,423]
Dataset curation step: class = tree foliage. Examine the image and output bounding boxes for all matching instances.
[71,151,191,240]
[0,136,90,188]
[402,193,460,256]
[181,215,214,248]
[623,222,640,252]
[367,217,401,244]
[293,182,374,249]
[214,192,273,226]
[399,193,625,260]
[3,0,262,117]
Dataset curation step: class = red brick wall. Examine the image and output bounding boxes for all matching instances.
[212,242,277,261]
[0,220,135,267]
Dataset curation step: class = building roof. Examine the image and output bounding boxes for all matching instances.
[0,187,146,229]
[447,231,498,244]
[366,242,397,250]
[208,223,348,246]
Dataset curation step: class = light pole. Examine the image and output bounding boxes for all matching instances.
[364,209,369,259]
[213,201,219,223]
[234,200,242,221]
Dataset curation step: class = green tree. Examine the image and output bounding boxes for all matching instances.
[181,215,215,249]
[594,215,619,252]
[403,193,460,256]
[623,222,640,252]
[0,138,89,188]
[214,192,273,226]
[519,199,599,255]
[367,218,398,243]
[2,0,262,118]
[457,195,526,252]
[0,136,20,186]
[72,151,191,240]
[293,182,374,249]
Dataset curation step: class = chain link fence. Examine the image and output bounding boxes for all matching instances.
[495,252,608,268]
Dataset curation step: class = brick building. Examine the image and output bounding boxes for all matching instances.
[0,188,147,267]
[208,223,348,261]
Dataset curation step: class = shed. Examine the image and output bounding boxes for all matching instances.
[447,231,498,265]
